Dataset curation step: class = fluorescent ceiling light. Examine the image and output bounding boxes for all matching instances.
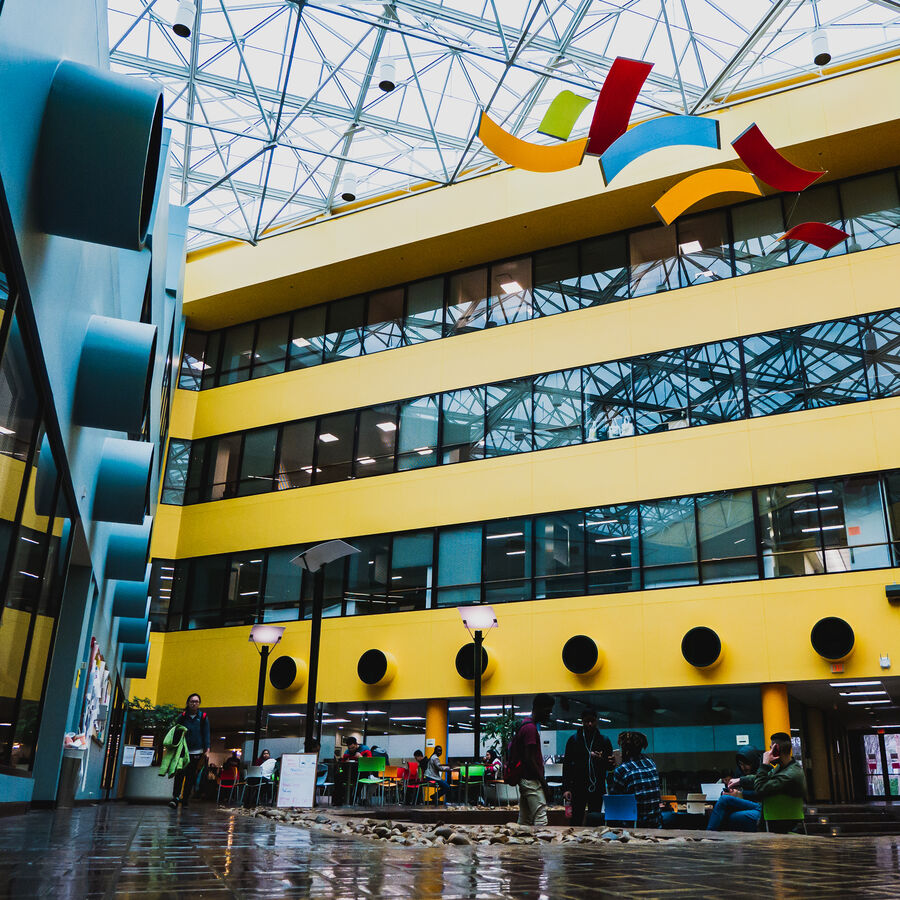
[238,731,254,734]
[506,550,526,556]
[486,532,523,540]
[390,716,425,721]
[586,519,619,526]
[594,536,630,543]
[448,706,472,711]
[268,712,305,717]
[499,280,523,293]
[792,506,839,514]
[0,426,15,436]
[318,432,338,442]
[415,447,433,455]
[801,525,843,532]
[328,718,351,723]
[239,591,259,596]
[840,691,887,696]
[292,337,311,348]
[19,571,38,579]
[786,489,833,499]
[357,457,375,465]
[848,700,891,705]
[679,240,703,254]
[346,710,386,715]
[830,681,881,687]
[376,422,397,432]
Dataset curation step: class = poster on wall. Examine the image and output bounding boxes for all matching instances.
[277,754,318,808]
[79,638,112,745]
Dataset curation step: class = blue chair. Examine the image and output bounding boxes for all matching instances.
[316,763,333,804]
[602,793,638,827]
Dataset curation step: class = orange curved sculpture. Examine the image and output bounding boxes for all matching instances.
[477,111,588,173]
[653,169,763,225]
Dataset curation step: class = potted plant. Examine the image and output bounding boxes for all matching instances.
[126,697,181,761]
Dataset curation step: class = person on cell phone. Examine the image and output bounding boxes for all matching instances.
[562,708,614,825]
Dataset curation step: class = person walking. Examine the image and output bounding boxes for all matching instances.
[507,693,555,826]
[169,693,210,809]
[608,731,661,828]
[562,708,614,825]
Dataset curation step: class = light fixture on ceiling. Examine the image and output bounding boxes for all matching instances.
[812,29,831,67]
[173,0,197,38]
[498,276,523,293]
[318,432,338,442]
[679,240,702,255]
[339,173,358,203]
[376,421,397,432]
[378,58,396,92]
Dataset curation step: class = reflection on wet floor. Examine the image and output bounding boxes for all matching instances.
[0,804,899,898]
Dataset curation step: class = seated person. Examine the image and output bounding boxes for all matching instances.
[252,749,277,777]
[731,746,761,801]
[608,731,661,828]
[483,749,502,780]
[219,754,241,788]
[424,745,452,803]
[708,733,807,833]
[341,737,372,761]
[409,750,425,780]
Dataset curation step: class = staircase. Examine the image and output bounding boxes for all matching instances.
[806,803,900,836]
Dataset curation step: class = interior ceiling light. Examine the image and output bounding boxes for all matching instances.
[376,422,397,432]
[318,432,338,442]
[378,57,396,92]
[292,337,310,348]
[848,699,891,705]
[339,173,358,203]
[812,29,831,67]
[678,240,703,254]
[830,681,882,687]
[346,710,386,715]
[173,0,197,38]
[839,690,887,696]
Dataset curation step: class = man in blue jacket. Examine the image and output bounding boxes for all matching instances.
[169,693,210,808]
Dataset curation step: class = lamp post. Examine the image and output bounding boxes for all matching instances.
[292,540,359,752]
[248,624,286,763]
[458,606,498,758]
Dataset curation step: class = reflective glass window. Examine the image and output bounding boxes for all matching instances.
[223,553,264,625]
[441,387,485,464]
[685,340,745,425]
[355,403,398,476]
[535,511,584,599]
[437,524,482,607]
[179,330,207,390]
[200,331,221,390]
[237,427,278,496]
[533,369,582,449]
[364,288,404,354]
[862,310,900,399]
[632,350,689,434]
[300,554,345,618]
[585,504,640,594]
[252,314,290,378]
[883,471,900,564]
[206,433,241,501]
[315,412,356,484]
[218,323,255,385]
[786,183,844,264]
[445,267,488,336]
[261,548,301,622]
[345,534,390,616]
[757,481,825,578]
[697,490,757,583]
[798,319,867,407]
[816,474,890,573]
[288,305,326,369]
[640,497,698,587]
[583,361,634,442]
[162,438,191,505]
[389,531,434,611]
[732,196,788,274]
[677,210,732,286]
[484,518,531,604]
[184,439,208,505]
[533,244,580,317]
[841,172,900,251]
[323,295,364,363]
[185,556,229,628]
[743,330,805,417]
[484,378,532,457]
[581,233,629,306]
[277,420,316,489]
[397,395,439,470]
[630,224,678,297]
[488,257,533,326]
[404,278,444,344]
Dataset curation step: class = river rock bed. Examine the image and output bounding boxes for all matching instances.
[237,807,718,846]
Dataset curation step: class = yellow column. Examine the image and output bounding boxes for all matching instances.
[805,707,831,802]
[426,699,448,762]
[761,683,791,744]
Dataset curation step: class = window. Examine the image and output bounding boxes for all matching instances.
[816,474,890,573]
[786,183,843,264]
[355,404,398,476]
[484,378,532,457]
[732,196,788,275]
[200,331,221,390]
[883,471,900,564]
[841,172,900,251]
[585,504,639,594]
[535,511,584,598]
[862,310,900,399]
[218,323,255,385]
[533,244,580,316]
[743,330,805,418]
[581,233,629,306]
[364,288,404,354]
[185,556,230,628]
[697,490,756,583]
[323,295,364,363]
[344,535,390,616]
[397,395,439,470]
[533,369,582,449]
[484,518,531,604]
[261,549,301,622]
[404,278,444,345]
[685,340,745,425]
[641,497,698,587]
[206,433,242,500]
[252,314,290,378]
[162,438,191,505]
[315,412,356,484]
[237,427,278,496]
[184,439,208,505]
[389,531,433,610]
[757,481,825,578]
[223,554,264,625]
[441,387,485,464]
[288,306,326,369]
[179,330,208,390]
[446,267,487,336]
[677,210,732,286]
[632,350,689,434]
[437,525,482,607]
[488,257,532,326]
[798,319,867,407]
[277,420,316,489]
[630,224,678,297]
[583,361,634,442]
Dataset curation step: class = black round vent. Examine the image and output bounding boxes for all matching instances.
[269,656,298,690]
[358,649,389,685]
[681,627,722,668]
[562,635,599,674]
[455,643,489,680]
[810,617,855,661]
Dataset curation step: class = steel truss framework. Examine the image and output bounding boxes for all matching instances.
[109,0,900,248]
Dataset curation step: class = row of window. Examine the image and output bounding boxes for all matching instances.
[162,306,900,505]
[150,467,900,631]
[178,168,900,391]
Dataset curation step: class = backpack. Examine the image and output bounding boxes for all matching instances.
[505,718,532,787]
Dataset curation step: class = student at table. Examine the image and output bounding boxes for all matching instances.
[424,745,452,804]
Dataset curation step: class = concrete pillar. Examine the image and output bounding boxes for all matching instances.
[805,707,831,802]
[426,699,448,762]
[761,683,791,746]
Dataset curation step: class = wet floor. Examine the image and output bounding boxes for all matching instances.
[0,804,899,898]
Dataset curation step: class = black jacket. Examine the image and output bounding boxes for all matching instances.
[563,727,614,795]
[176,710,210,753]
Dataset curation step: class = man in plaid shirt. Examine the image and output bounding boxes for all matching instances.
[608,731,661,828]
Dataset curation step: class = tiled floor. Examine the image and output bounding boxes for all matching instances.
[1,804,899,898]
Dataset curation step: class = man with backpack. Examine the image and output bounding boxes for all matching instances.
[506,693,555,826]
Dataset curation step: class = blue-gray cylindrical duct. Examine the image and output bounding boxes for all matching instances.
[116,612,150,645]
[73,316,157,433]
[105,517,153,581]
[123,661,149,680]
[120,638,150,665]
[93,439,154,524]
[111,570,152,618]
[38,61,163,250]
[34,433,59,517]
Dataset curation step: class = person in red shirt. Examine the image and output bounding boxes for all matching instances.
[510,693,555,826]
[341,737,372,760]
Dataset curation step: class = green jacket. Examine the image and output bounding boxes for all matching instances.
[158,724,190,777]
[752,758,807,800]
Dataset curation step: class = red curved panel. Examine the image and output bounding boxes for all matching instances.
[779,222,849,251]
[586,57,653,157]
[732,123,824,192]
